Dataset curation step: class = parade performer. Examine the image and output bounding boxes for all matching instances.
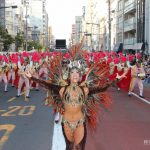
[39,59,48,80]
[25,44,125,150]
[16,57,32,98]
[30,61,40,91]
[128,60,145,98]
[7,60,17,87]
[0,58,9,92]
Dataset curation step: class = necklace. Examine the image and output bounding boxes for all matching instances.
[70,83,78,91]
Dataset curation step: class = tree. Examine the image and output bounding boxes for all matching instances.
[27,41,43,51]
[3,34,14,51]
[15,33,24,51]
[0,26,14,51]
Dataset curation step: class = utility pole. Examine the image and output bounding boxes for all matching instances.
[108,0,111,52]
[91,6,93,51]
[25,1,28,51]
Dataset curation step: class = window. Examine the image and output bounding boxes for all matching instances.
[118,0,122,11]
[118,16,123,30]
[118,33,122,42]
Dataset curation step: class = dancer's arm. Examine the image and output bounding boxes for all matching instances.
[25,72,61,93]
[88,81,112,95]
[89,73,126,95]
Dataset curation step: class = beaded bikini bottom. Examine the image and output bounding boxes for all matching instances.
[62,117,85,132]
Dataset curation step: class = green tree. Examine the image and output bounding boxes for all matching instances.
[15,33,24,51]
[0,26,14,51]
[3,34,14,51]
[27,41,43,51]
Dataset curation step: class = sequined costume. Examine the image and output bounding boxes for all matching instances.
[28,43,122,150]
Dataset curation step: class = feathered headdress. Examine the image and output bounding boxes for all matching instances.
[37,42,112,130]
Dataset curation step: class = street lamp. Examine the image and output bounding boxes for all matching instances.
[24,1,29,51]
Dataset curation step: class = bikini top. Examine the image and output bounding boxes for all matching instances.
[62,84,85,107]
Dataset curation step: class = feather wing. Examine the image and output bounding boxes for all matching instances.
[80,61,112,130]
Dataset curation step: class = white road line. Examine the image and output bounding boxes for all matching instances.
[8,97,16,102]
[7,92,25,102]
[131,92,150,105]
[52,118,66,150]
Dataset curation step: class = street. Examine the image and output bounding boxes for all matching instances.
[0,85,53,150]
[0,83,150,150]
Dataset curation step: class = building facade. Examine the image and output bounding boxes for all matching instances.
[75,16,82,43]
[48,26,54,49]
[29,0,49,47]
[70,24,76,45]
[78,0,118,51]
[145,0,150,55]
[0,0,25,51]
[116,0,146,54]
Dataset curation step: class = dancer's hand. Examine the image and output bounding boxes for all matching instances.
[121,74,127,79]
[25,71,32,78]
[116,73,127,80]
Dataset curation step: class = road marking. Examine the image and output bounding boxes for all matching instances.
[0,106,36,117]
[18,106,36,116]
[8,92,25,103]
[1,106,21,117]
[0,124,16,150]
[131,92,150,105]
[0,110,6,112]
[7,97,16,102]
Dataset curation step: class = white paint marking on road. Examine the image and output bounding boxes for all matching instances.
[8,97,16,102]
[131,92,150,105]
[7,92,25,102]
[52,118,66,150]
[0,110,6,112]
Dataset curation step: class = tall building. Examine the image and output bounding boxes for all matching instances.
[75,16,82,43]
[116,0,145,54]
[70,24,76,45]
[145,0,150,55]
[80,0,118,51]
[84,0,97,50]
[0,0,24,51]
[99,17,107,51]
[48,26,54,49]
[0,0,23,36]
[97,0,117,51]
[29,0,49,47]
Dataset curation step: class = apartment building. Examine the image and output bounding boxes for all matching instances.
[116,0,145,53]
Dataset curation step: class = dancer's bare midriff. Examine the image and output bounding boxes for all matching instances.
[63,104,84,122]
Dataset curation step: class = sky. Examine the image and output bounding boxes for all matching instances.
[46,0,88,41]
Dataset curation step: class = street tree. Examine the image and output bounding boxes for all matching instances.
[27,41,43,51]
[0,26,14,51]
[15,33,24,51]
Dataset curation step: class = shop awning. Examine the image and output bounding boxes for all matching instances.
[133,43,143,50]
[123,45,134,50]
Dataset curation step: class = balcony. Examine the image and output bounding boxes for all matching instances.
[124,17,136,32]
[124,0,136,14]
[124,37,136,45]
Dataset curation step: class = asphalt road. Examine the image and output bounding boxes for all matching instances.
[0,84,53,150]
[0,83,150,150]
[86,86,150,150]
